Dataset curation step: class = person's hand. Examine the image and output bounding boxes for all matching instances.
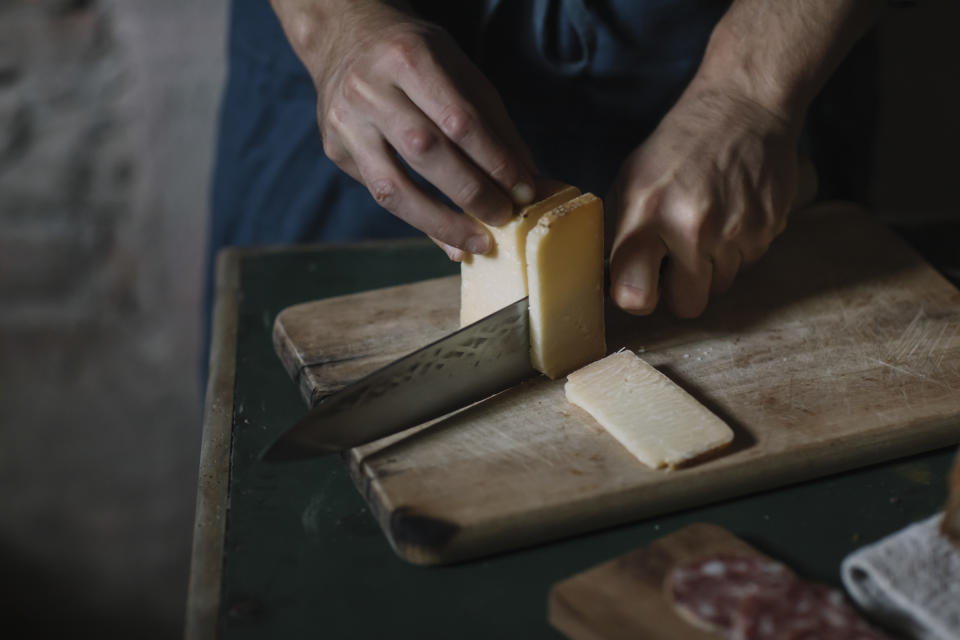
[271,0,538,261]
[609,79,803,318]
[608,0,881,319]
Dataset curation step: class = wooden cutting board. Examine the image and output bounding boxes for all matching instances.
[273,204,960,565]
[548,523,801,640]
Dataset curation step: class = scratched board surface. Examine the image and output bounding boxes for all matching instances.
[274,204,960,565]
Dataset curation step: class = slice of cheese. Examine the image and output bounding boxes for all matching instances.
[459,184,580,326]
[565,351,734,469]
[525,193,605,378]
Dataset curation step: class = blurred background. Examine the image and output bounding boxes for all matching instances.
[1,0,223,637]
[0,1,956,639]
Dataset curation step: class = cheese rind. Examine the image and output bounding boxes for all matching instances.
[565,351,734,469]
[459,185,580,326]
[525,193,606,378]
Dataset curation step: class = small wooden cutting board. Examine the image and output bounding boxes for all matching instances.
[548,524,780,640]
[273,204,960,565]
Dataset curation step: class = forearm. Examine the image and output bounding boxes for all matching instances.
[269,0,414,82]
[695,0,883,123]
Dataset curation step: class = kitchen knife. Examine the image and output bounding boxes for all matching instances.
[263,296,535,461]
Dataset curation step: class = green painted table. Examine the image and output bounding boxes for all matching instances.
[185,233,959,640]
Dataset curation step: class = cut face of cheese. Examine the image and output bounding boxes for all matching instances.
[565,351,734,469]
[525,193,606,379]
[459,184,580,326]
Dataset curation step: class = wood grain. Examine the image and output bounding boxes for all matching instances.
[273,204,960,565]
[274,276,459,405]
[548,524,772,640]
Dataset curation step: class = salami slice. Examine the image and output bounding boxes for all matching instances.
[731,582,891,640]
[666,553,797,633]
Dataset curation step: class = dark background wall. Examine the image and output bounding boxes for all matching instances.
[873,3,960,223]
[0,1,956,638]
[0,0,224,637]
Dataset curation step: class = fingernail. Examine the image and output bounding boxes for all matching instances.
[614,282,657,315]
[511,182,534,205]
[465,234,491,254]
[445,246,464,262]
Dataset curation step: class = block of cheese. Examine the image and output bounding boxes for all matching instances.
[565,351,734,469]
[526,193,606,379]
[459,184,580,326]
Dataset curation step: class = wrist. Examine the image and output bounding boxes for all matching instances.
[693,0,881,125]
[694,22,812,125]
[270,0,413,87]
[678,72,805,149]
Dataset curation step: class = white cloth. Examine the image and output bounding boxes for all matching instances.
[842,514,960,640]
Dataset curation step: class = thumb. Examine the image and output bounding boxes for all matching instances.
[610,228,667,316]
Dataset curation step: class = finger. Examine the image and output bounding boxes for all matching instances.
[663,249,713,319]
[469,84,539,177]
[739,204,778,268]
[610,228,668,316]
[645,189,715,318]
[428,236,465,262]
[378,88,515,226]
[346,130,492,254]
[331,151,363,184]
[396,57,537,207]
[709,246,743,296]
[321,134,364,183]
[740,238,772,269]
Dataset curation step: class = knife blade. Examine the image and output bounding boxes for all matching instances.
[263,296,535,461]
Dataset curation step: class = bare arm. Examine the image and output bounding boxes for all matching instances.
[270,0,538,260]
[610,0,882,317]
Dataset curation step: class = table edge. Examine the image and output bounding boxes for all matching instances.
[211,236,433,259]
[184,248,242,640]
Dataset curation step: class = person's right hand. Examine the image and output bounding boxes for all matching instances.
[271,0,538,261]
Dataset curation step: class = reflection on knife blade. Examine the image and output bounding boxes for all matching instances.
[262,296,535,461]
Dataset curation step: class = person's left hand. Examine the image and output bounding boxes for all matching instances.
[608,78,802,318]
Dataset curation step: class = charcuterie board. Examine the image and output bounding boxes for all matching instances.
[547,523,873,640]
[273,204,960,565]
[549,523,761,639]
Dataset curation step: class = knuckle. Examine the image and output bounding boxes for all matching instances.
[439,106,474,143]
[321,137,346,163]
[673,203,710,252]
[619,186,661,227]
[368,177,401,210]
[430,218,466,248]
[487,154,516,184]
[455,179,485,210]
[721,217,744,241]
[400,126,439,158]
[340,71,369,105]
[322,100,347,129]
[635,190,662,221]
[386,34,427,71]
